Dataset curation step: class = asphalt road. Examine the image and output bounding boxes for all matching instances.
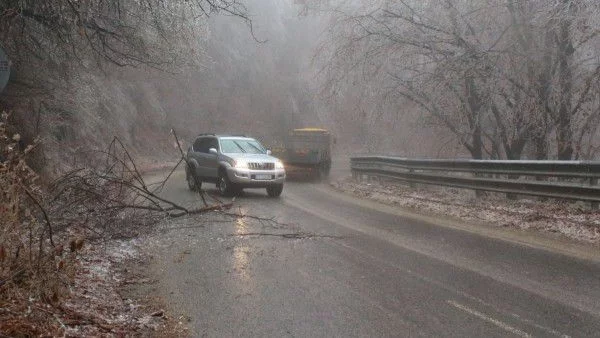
[145,165,600,337]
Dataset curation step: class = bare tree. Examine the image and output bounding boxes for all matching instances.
[0,0,254,174]
[0,0,253,103]
[314,0,600,160]
[0,0,249,68]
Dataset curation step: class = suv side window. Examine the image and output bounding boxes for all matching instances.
[208,138,219,152]
[193,137,204,152]
[199,138,212,153]
[192,136,219,153]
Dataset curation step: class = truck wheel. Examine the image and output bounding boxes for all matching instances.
[217,171,235,197]
[316,162,330,182]
[320,162,331,178]
[266,184,284,197]
[186,164,200,191]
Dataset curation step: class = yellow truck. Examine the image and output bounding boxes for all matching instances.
[272,128,333,179]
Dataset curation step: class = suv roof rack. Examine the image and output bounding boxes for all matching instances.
[196,133,249,138]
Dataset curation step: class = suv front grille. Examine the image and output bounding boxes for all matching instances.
[248,162,274,170]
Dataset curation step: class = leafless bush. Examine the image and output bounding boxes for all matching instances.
[52,133,232,228]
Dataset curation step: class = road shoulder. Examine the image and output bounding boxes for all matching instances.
[325,179,600,263]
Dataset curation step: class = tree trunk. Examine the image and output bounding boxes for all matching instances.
[555,0,575,160]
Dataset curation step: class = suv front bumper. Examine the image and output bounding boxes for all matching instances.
[226,167,286,187]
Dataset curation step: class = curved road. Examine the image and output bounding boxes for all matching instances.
[145,165,600,337]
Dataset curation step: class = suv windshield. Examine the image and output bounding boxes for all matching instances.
[220,138,266,154]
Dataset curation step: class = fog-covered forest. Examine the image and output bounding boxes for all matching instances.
[2,0,600,176]
[0,0,326,175]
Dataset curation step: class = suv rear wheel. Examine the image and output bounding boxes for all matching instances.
[186,165,200,191]
[266,184,284,197]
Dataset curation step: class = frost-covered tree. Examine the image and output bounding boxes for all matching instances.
[0,0,250,90]
[314,0,600,160]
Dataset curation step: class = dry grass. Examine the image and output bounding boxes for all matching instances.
[0,111,65,334]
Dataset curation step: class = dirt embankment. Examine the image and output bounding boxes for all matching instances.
[332,177,600,244]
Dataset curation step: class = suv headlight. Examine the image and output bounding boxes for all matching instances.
[275,160,285,169]
[234,160,248,169]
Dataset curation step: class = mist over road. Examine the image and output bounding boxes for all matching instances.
[146,168,600,337]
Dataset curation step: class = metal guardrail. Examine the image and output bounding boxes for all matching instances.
[350,156,600,205]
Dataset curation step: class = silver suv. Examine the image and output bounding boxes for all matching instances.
[185,134,286,197]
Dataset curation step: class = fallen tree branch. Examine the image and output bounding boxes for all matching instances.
[49,132,238,227]
[150,157,184,194]
[229,232,342,239]
[168,202,234,218]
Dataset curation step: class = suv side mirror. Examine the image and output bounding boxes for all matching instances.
[266,149,272,155]
[209,148,218,155]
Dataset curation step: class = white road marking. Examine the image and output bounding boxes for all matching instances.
[447,300,531,337]
[332,239,569,337]
[510,313,570,337]
[285,188,576,337]
[330,239,569,337]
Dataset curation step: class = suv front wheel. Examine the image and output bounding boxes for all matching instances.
[266,184,284,197]
[217,171,236,197]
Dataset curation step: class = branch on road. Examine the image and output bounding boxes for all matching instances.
[229,232,342,239]
[50,134,234,238]
[50,130,306,241]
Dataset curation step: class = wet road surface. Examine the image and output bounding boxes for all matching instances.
[145,167,600,337]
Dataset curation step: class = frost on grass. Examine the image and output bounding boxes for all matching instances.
[0,112,187,336]
[59,239,164,336]
[333,177,600,243]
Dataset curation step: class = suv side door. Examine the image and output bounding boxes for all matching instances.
[189,137,206,178]
[205,137,220,179]
[194,136,219,180]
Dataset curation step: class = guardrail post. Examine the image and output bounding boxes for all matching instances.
[372,174,380,184]
[409,169,416,188]
[591,177,599,210]
[506,174,519,200]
